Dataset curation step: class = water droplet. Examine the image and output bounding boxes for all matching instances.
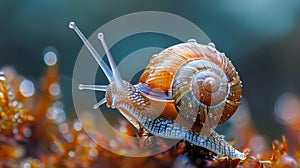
[44,51,57,66]
[0,74,6,81]
[208,42,215,48]
[22,162,32,168]
[73,120,82,131]
[20,79,35,97]
[68,151,75,158]
[8,91,14,99]
[187,39,197,43]
[119,125,126,133]
[12,100,18,107]
[14,113,19,119]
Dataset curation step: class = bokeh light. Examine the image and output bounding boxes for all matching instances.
[43,51,57,66]
[19,79,35,97]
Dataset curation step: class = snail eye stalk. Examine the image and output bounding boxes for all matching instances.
[78,84,107,92]
[69,22,112,82]
[97,33,124,90]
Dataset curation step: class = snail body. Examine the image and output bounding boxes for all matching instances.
[69,22,245,160]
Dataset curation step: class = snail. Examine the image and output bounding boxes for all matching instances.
[69,22,246,160]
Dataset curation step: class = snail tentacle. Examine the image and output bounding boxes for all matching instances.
[93,98,107,109]
[69,22,112,81]
[79,84,107,91]
[97,33,124,90]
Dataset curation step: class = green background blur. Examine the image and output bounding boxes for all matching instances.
[1,0,300,141]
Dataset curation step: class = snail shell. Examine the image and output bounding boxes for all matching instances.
[138,41,242,131]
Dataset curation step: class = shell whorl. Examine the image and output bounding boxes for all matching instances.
[173,60,229,106]
[139,42,242,127]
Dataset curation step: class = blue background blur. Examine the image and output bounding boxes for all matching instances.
[1,1,300,141]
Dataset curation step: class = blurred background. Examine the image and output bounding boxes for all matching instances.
[1,0,300,147]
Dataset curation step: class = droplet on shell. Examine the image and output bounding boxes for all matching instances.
[208,42,216,48]
[187,39,197,43]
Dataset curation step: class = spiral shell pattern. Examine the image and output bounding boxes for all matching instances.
[139,41,242,128]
